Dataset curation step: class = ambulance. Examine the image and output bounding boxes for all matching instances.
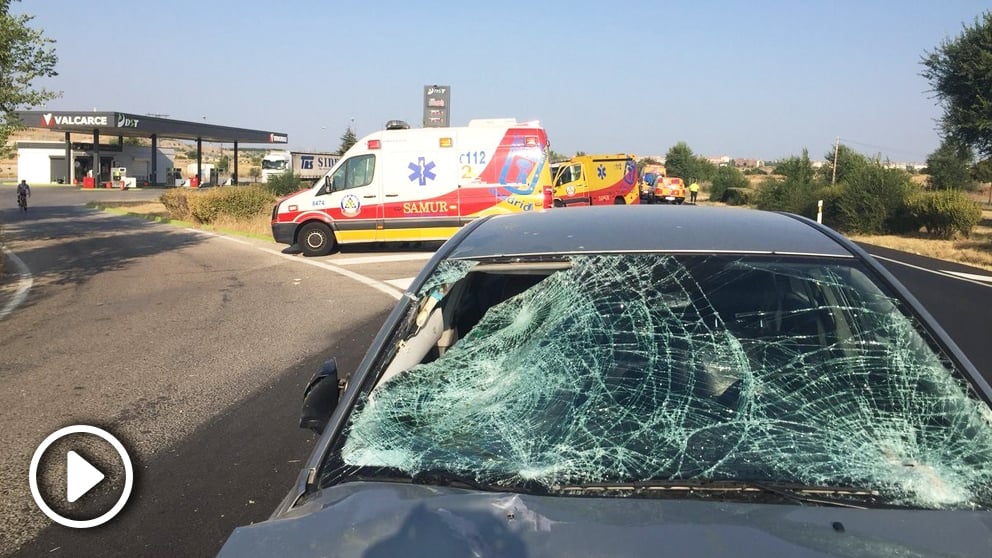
[550,154,640,207]
[271,119,552,256]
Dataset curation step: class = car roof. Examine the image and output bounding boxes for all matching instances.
[447,206,854,260]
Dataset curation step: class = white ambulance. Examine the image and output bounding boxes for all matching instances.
[271,119,553,256]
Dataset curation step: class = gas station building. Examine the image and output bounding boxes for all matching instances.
[13,111,288,186]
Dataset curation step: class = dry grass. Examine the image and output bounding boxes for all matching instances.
[210,213,272,238]
[849,209,992,271]
[91,199,273,240]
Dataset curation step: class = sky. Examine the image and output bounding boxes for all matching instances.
[12,0,991,162]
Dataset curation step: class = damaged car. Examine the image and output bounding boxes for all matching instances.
[220,206,992,557]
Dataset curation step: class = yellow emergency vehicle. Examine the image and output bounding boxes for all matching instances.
[551,154,640,207]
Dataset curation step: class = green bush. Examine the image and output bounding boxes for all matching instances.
[188,193,221,224]
[163,186,276,224]
[836,164,915,234]
[192,186,276,224]
[722,188,753,206]
[805,184,845,227]
[709,166,749,202]
[160,189,191,221]
[265,171,305,196]
[755,176,819,215]
[905,190,982,239]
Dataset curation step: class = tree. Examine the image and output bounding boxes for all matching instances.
[548,149,569,163]
[1,0,59,155]
[925,139,977,190]
[337,126,357,155]
[664,142,717,182]
[971,158,992,184]
[664,142,696,180]
[818,144,868,185]
[921,12,992,158]
[772,148,815,185]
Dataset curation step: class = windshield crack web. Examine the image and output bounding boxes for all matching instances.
[341,255,992,509]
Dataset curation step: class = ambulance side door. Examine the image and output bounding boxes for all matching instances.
[381,142,459,240]
[554,162,588,206]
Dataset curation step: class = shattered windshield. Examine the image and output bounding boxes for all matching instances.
[329,255,992,509]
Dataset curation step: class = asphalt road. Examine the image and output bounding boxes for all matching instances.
[1,187,991,557]
[0,186,433,557]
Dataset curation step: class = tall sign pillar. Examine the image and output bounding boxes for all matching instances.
[423,85,450,128]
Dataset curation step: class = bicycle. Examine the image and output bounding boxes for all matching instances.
[17,191,28,212]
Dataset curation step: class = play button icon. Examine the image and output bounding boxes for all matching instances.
[66,450,106,503]
[30,425,134,528]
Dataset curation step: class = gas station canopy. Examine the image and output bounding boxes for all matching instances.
[14,110,288,144]
[13,110,288,185]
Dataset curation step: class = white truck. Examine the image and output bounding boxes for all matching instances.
[261,151,340,183]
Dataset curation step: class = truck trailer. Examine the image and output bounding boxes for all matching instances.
[261,151,341,183]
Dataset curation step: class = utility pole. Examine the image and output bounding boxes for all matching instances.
[831,136,840,185]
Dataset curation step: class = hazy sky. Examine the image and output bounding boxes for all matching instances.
[13,0,990,162]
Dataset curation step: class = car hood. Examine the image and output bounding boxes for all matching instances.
[217,482,992,557]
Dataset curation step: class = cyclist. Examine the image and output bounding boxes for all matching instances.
[16,179,31,211]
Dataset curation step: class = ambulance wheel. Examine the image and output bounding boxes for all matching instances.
[553,200,565,208]
[613,196,625,205]
[299,222,336,257]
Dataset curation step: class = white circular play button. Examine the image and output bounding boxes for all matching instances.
[29,425,134,528]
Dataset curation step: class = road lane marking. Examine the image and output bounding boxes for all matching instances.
[942,270,992,283]
[0,246,33,321]
[385,277,417,290]
[331,254,433,266]
[186,230,434,300]
[256,248,404,299]
[869,253,992,289]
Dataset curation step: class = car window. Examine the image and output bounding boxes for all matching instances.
[326,254,992,510]
[329,154,375,192]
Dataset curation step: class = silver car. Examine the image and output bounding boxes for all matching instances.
[220,206,992,557]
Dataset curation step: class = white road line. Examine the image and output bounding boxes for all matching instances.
[942,270,992,283]
[0,246,34,321]
[189,230,424,300]
[331,254,434,266]
[385,277,417,290]
[255,247,404,300]
[870,253,992,289]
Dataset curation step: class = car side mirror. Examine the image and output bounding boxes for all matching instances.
[300,358,343,434]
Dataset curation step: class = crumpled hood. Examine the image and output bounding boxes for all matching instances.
[217,482,992,557]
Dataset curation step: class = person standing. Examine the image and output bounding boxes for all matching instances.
[689,181,700,204]
[16,179,31,211]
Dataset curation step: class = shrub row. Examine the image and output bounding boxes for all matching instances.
[159,186,276,224]
[754,170,982,238]
[905,190,982,239]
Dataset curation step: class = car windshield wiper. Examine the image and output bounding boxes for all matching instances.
[550,479,880,509]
